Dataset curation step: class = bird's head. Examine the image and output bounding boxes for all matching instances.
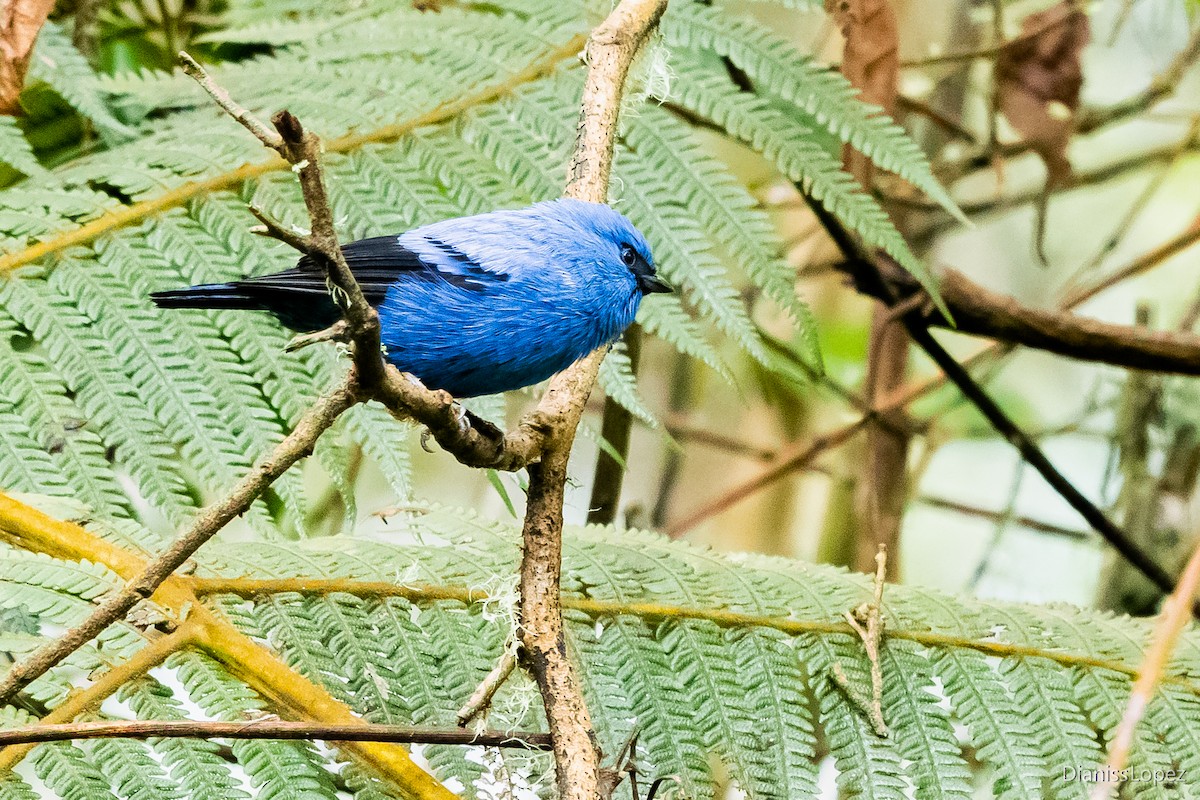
[553,199,672,296]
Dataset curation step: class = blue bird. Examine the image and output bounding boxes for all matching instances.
[151,199,670,398]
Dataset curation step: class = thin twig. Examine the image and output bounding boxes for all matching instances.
[285,321,350,353]
[664,418,776,461]
[896,95,976,144]
[1090,534,1200,799]
[897,10,1064,69]
[918,493,1088,541]
[667,419,867,537]
[1060,219,1200,310]
[910,139,1200,224]
[831,545,889,736]
[1060,114,1200,295]
[0,719,552,749]
[178,52,284,150]
[1078,24,1200,134]
[985,0,1003,154]
[456,648,518,727]
[597,727,641,800]
[269,108,386,387]
[247,203,313,252]
[666,335,1013,536]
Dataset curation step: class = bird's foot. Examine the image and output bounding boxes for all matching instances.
[418,404,470,453]
[285,321,349,353]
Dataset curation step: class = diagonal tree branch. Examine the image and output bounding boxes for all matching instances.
[851,265,1200,377]
[809,195,1194,610]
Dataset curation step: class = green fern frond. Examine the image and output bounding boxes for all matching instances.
[932,646,1044,798]
[880,642,973,799]
[29,22,135,143]
[338,403,414,503]
[0,278,195,526]
[637,295,731,378]
[665,55,945,313]
[31,743,116,800]
[0,318,127,516]
[0,773,38,800]
[624,106,809,328]
[0,119,41,178]
[123,678,250,800]
[171,651,341,800]
[48,250,278,535]
[597,340,657,428]
[93,738,182,800]
[4,502,1200,798]
[662,4,964,224]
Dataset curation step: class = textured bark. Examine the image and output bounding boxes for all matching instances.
[852,266,1200,377]
[520,2,668,798]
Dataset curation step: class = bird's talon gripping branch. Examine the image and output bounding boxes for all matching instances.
[452,403,471,437]
[419,429,436,454]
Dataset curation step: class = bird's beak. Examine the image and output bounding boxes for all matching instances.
[639,274,673,294]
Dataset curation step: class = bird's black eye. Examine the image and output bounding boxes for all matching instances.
[620,244,637,268]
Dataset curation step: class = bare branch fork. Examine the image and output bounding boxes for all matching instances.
[0,6,668,797]
[803,197,1196,612]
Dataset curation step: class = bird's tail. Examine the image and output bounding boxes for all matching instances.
[150,282,262,310]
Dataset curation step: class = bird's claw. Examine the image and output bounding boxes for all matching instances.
[453,404,471,437]
[419,404,470,453]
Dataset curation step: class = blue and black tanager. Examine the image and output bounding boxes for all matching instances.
[151,199,670,398]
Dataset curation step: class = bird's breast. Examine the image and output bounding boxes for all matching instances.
[375,276,637,396]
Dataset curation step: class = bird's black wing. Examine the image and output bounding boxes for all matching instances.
[246,236,431,304]
[275,235,510,328]
[153,235,507,332]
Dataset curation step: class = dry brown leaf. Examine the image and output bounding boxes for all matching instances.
[996,0,1091,188]
[827,0,899,185]
[826,0,899,113]
[0,0,55,116]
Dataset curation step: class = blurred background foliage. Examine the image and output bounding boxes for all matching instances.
[5,0,1200,621]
